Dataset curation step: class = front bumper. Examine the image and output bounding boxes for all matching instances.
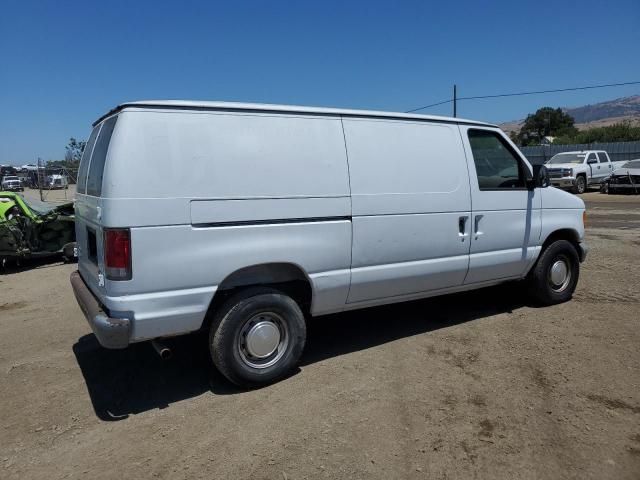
[70,270,130,349]
[550,176,576,188]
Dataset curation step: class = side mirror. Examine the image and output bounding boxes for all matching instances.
[529,164,550,189]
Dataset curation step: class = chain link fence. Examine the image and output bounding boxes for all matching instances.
[27,158,79,204]
[520,141,640,165]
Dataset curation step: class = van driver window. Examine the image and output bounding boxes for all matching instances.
[468,130,525,190]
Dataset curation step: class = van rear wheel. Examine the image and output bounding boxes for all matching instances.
[209,288,306,388]
[528,240,579,306]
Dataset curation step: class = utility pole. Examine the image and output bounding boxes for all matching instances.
[453,84,457,118]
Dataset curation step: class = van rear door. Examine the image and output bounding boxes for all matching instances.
[75,116,118,298]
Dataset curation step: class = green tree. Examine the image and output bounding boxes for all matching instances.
[64,137,86,165]
[517,107,578,146]
[553,121,640,144]
[46,138,86,176]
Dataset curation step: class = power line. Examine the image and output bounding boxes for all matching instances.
[405,98,452,113]
[405,80,640,113]
[462,80,640,101]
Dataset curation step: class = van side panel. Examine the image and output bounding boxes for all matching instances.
[102,110,350,200]
[190,197,350,225]
[103,221,351,341]
[343,119,472,303]
[97,110,352,341]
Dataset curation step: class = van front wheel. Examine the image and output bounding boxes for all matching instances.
[528,240,579,306]
[209,288,307,388]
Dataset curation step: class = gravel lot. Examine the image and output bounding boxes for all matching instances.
[1,191,639,479]
[21,185,76,206]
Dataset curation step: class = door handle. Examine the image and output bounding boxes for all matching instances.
[458,215,469,241]
[474,215,484,238]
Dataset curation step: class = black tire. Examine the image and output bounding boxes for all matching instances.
[209,287,307,387]
[572,175,586,194]
[528,240,580,306]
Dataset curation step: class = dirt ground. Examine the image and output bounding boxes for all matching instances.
[1,191,639,480]
[20,185,77,206]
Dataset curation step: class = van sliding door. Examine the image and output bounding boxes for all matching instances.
[344,119,472,304]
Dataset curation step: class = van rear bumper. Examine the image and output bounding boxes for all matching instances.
[70,271,130,349]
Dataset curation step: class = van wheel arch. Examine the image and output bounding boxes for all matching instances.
[530,229,581,275]
[202,262,313,330]
[540,229,580,254]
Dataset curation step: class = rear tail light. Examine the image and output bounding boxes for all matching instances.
[104,229,131,280]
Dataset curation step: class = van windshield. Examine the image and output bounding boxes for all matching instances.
[547,153,586,165]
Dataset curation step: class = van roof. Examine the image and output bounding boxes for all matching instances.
[94,100,497,128]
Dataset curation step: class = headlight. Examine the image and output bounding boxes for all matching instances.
[561,168,572,177]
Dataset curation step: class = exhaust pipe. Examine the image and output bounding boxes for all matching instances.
[151,339,172,360]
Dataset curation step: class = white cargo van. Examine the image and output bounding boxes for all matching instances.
[71,101,587,387]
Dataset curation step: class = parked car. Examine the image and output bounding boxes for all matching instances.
[0,165,18,178]
[1,175,24,192]
[71,101,587,387]
[45,174,69,190]
[600,159,640,194]
[545,150,626,194]
[0,192,75,263]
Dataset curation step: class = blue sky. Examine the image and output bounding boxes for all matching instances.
[1,0,639,165]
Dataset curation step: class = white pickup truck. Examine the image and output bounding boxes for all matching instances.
[1,175,24,192]
[545,150,626,194]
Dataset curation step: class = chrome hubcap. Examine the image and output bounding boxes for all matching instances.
[238,312,288,369]
[549,257,571,292]
[246,321,280,358]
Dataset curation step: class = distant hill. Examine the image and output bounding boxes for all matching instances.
[567,95,640,123]
[500,95,640,134]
